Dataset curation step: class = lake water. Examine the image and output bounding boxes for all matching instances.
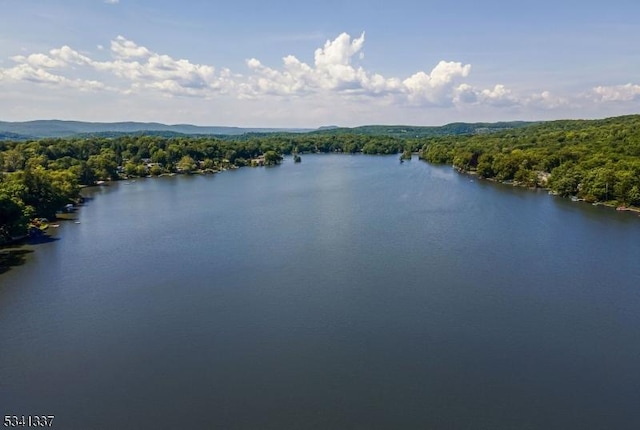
[2,154,640,429]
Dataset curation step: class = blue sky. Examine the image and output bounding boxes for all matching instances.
[1,0,639,127]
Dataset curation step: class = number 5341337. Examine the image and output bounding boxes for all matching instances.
[3,415,54,427]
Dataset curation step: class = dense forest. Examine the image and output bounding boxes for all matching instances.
[419,115,640,205]
[0,133,405,243]
[1,114,639,243]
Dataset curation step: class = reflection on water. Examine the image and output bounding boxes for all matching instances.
[1,155,640,430]
[0,248,32,275]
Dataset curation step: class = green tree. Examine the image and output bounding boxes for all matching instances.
[87,150,118,180]
[476,154,494,178]
[0,192,27,243]
[263,150,283,166]
[151,149,168,165]
[21,166,78,219]
[124,162,139,176]
[149,164,163,176]
[2,149,25,172]
[177,155,196,173]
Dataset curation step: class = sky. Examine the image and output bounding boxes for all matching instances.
[0,0,639,127]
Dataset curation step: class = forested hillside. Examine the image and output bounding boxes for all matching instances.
[420,115,640,205]
[1,115,639,243]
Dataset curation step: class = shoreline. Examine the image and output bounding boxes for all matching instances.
[2,154,639,276]
[3,154,639,249]
[1,159,269,249]
[451,164,640,217]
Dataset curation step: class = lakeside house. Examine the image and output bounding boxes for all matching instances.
[251,156,265,167]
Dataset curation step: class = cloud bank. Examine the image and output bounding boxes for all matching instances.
[1,31,638,123]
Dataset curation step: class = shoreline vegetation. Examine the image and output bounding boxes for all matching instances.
[2,114,640,245]
[419,114,640,214]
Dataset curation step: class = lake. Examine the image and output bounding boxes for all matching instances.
[2,154,640,429]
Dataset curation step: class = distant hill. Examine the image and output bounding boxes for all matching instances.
[0,120,313,139]
[310,121,535,138]
[0,119,536,140]
[72,130,200,139]
[0,131,34,141]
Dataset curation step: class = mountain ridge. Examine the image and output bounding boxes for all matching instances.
[0,119,538,140]
[0,120,314,139]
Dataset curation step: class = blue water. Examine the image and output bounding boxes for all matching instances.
[2,154,640,429]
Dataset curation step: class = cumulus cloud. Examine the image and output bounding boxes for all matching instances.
[110,35,151,59]
[452,85,572,111]
[478,84,518,107]
[244,32,376,96]
[592,83,640,102]
[3,46,104,91]
[450,83,518,108]
[243,32,473,106]
[10,45,92,69]
[3,30,631,116]
[315,32,365,69]
[453,83,478,104]
[1,36,235,96]
[402,61,471,105]
[90,36,224,96]
[524,90,570,109]
[0,63,104,90]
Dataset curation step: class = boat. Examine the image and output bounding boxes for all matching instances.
[28,218,49,236]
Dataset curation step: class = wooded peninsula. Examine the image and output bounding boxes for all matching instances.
[1,114,639,244]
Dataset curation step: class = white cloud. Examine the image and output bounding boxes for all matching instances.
[0,32,500,103]
[450,83,517,108]
[402,61,471,105]
[524,90,570,109]
[110,35,151,59]
[1,63,66,84]
[478,84,518,107]
[11,45,93,69]
[0,63,105,90]
[243,32,375,96]
[592,83,640,102]
[104,0,119,4]
[2,36,233,97]
[2,45,105,91]
[314,32,365,69]
[453,83,478,104]
[96,36,238,96]
[2,30,637,123]
[243,32,472,105]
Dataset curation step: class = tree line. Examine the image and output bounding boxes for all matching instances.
[0,133,407,243]
[2,114,640,243]
[419,115,640,205]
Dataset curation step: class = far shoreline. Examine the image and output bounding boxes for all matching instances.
[2,153,639,278]
[444,163,640,217]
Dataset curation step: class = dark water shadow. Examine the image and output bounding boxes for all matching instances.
[0,248,33,275]
[54,213,78,221]
[78,196,94,205]
[26,234,60,245]
[55,196,92,218]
